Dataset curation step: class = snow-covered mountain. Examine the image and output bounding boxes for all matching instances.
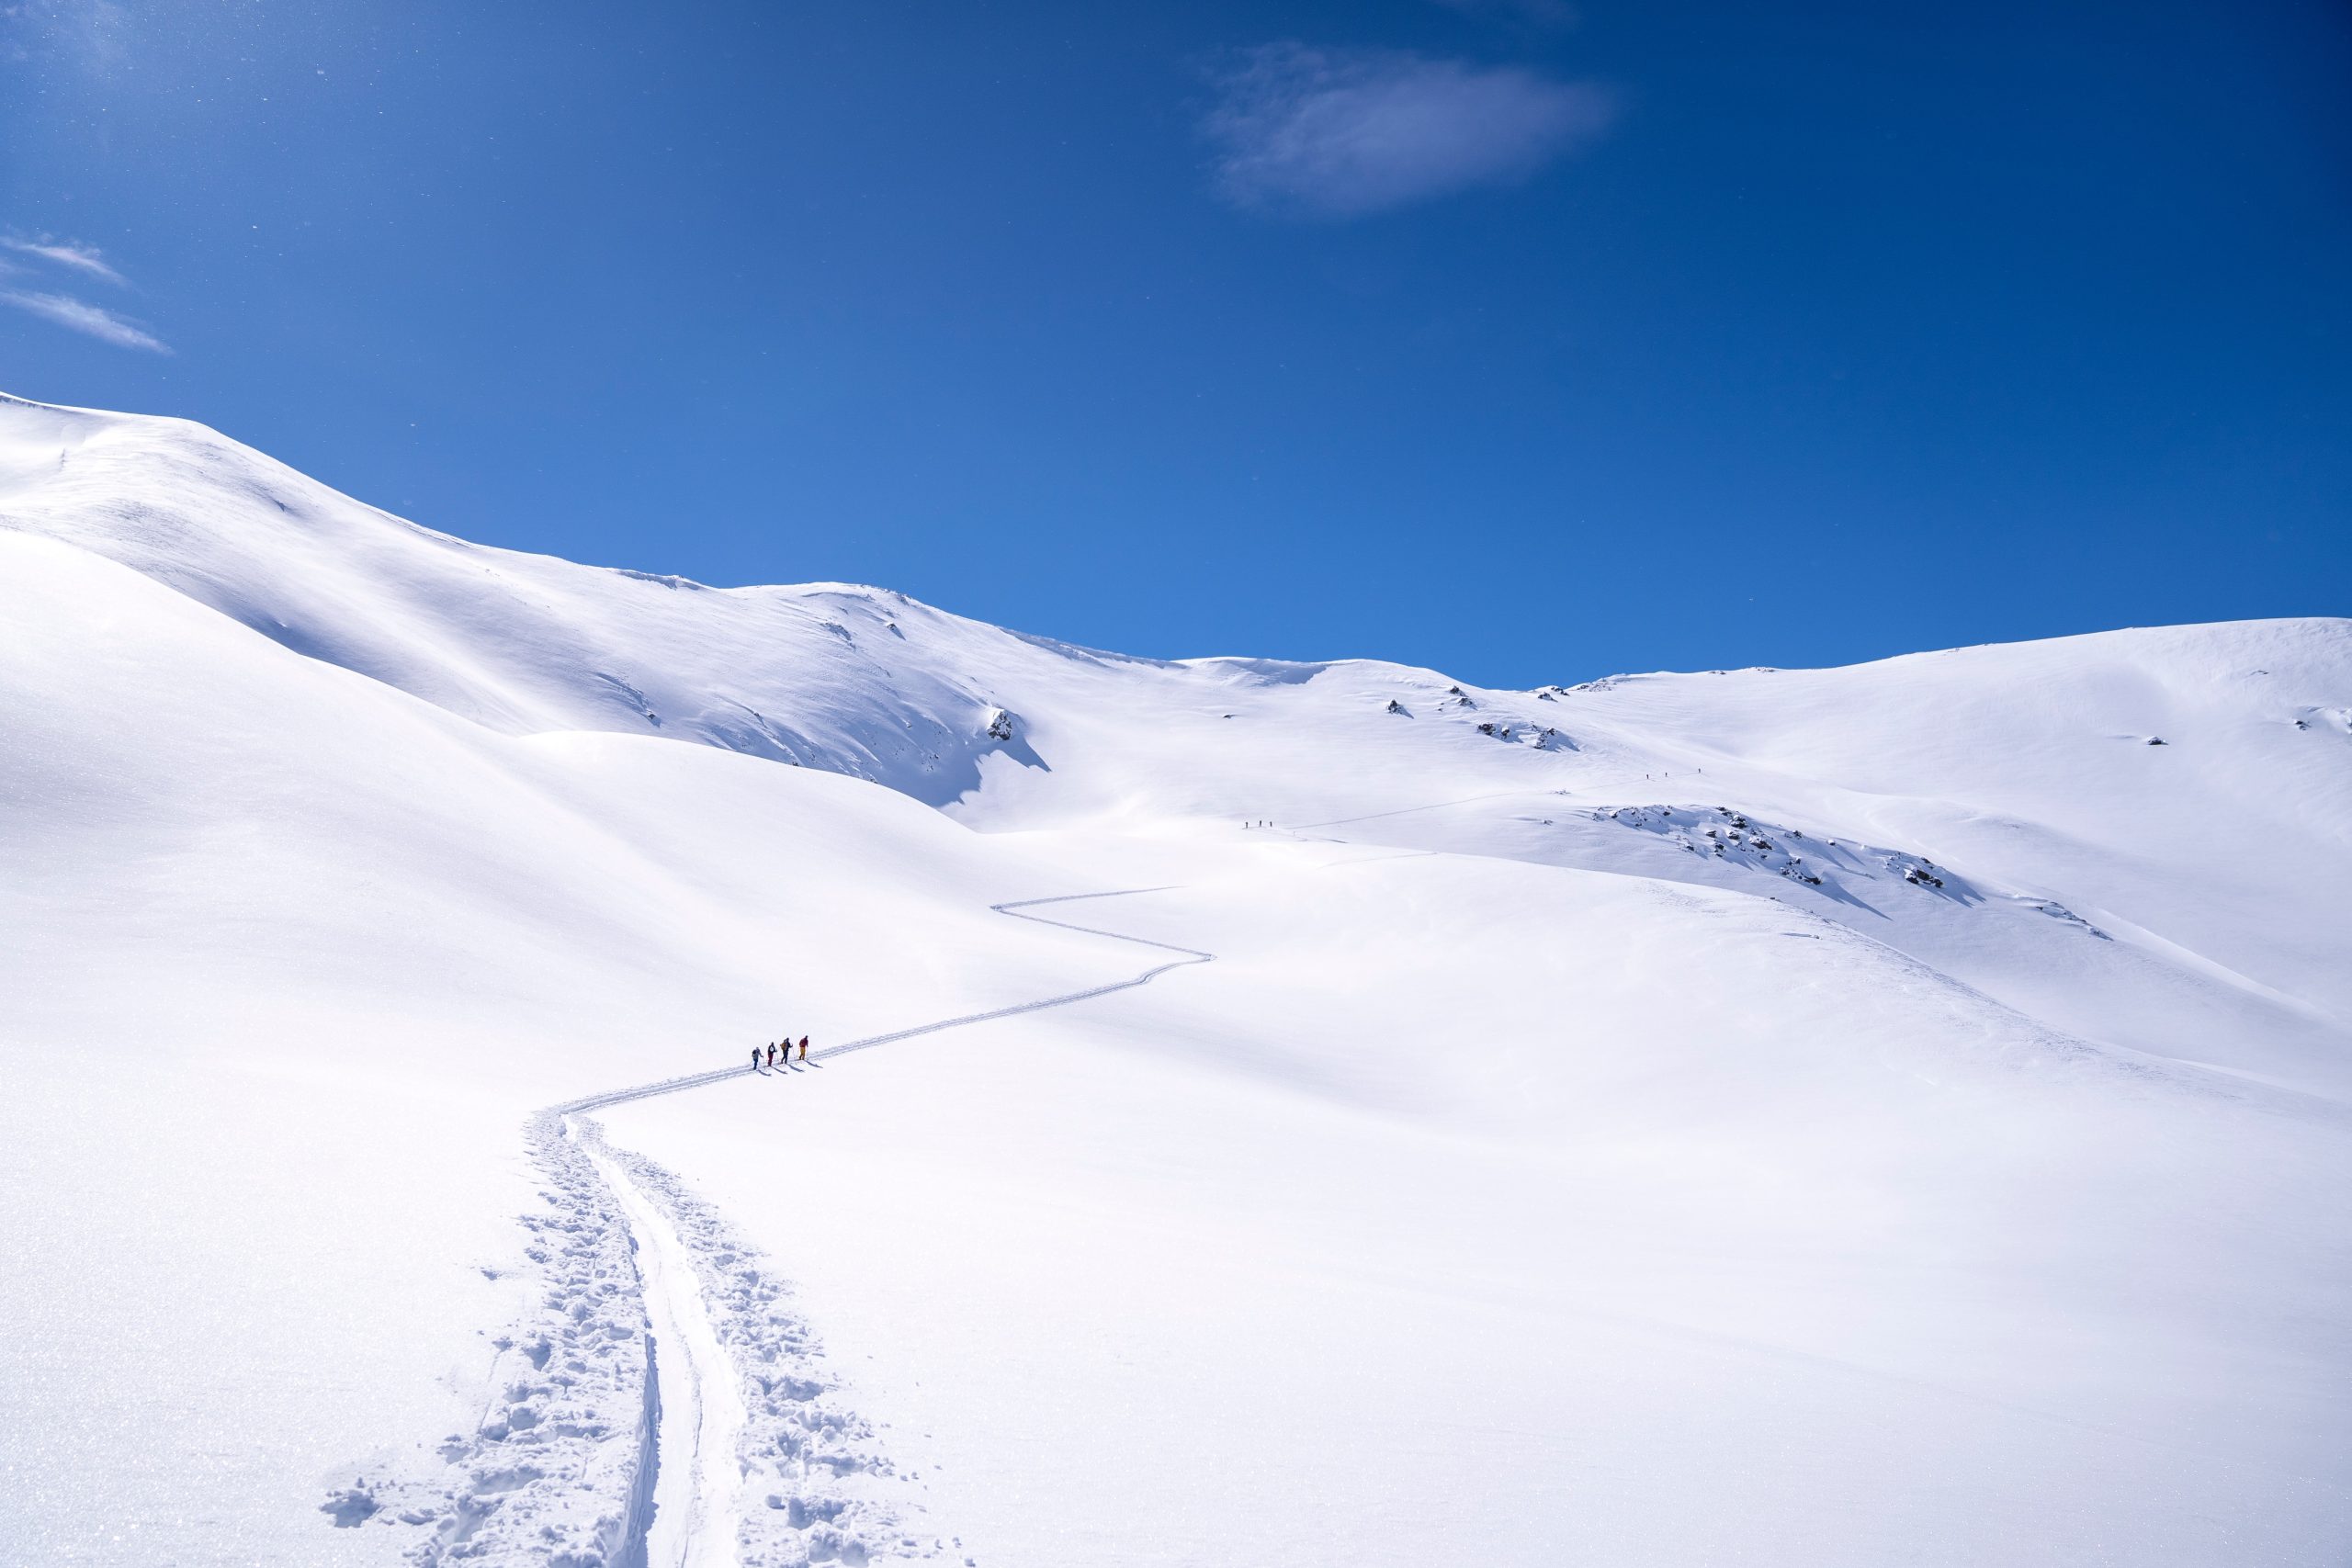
[4,391,2347,1567]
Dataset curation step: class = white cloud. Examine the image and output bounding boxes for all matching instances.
[1203,43,1614,219]
[3,290,169,352]
[5,236,127,285]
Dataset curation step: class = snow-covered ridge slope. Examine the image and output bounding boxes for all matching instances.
[6,390,2344,827]
[0,391,1643,824]
[6,390,2349,1090]
[0,391,1115,806]
[6,391,2352,1568]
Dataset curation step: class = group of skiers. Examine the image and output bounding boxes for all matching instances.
[754,1035,810,1071]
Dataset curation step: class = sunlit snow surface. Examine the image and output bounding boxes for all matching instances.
[2,391,2348,1566]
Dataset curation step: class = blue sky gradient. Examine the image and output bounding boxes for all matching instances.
[4,0,2346,685]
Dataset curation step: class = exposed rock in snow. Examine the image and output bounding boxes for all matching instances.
[1594,804,1832,889]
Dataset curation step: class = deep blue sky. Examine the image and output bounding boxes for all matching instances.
[4,1,2346,685]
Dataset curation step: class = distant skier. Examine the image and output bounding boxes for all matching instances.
[766,1042,778,1068]
[751,1045,763,1072]
[798,1035,809,1062]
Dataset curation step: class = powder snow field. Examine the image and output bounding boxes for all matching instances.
[2,391,2348,1566]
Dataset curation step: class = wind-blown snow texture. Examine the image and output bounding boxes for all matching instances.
[3,390,2348,1567]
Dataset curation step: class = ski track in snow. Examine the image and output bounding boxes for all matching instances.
[582,1134,748,1568]
[561,890,1213,1113]
[334,889,1210,1567]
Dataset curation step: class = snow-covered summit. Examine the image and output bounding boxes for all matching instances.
[8,389,2347,1078]
[7,392,2343,827]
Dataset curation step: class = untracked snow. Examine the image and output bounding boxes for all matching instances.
[3,391,2349,1567]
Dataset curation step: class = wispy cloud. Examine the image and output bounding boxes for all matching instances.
[1203,44,1614,219]
[4,236,127,285]
[1,0,132,73]
[2,290,170,353]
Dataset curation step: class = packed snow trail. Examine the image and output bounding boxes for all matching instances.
[580,1131,749,1568]
[547,887,1215,1566]
[552,889,1215,1115]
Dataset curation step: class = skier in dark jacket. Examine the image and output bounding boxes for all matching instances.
[798,1035,809,1062]
[751,1045,763,1072]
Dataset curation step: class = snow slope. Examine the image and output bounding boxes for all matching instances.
[3,392,2348,1566]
